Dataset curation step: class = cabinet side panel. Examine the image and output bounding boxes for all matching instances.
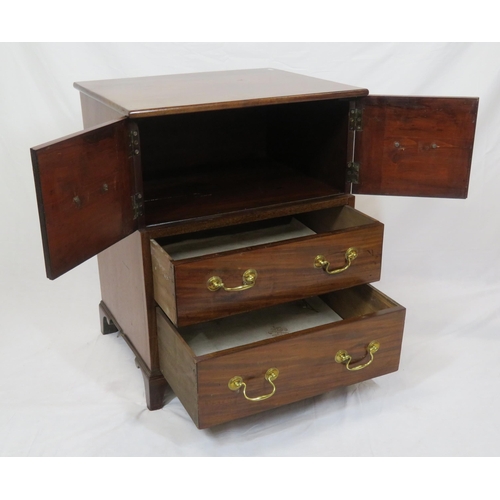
[98,231,152,368]
[80,93,156,370]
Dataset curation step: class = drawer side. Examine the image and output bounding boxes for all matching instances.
[151,239,178,324]
[156,308,198,426]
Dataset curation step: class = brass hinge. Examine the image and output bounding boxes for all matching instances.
[129,128,140,156]
[346,162,360,184]
[349,108,363,131]
[132,193,143,220]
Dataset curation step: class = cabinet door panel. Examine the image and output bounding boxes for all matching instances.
[353,96,478,198]
[32,119,136,279]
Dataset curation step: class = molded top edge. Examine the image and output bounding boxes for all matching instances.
[74,68,369,117]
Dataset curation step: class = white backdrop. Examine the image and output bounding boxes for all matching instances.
[1,43,499,460]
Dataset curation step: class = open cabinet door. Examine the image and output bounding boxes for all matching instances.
[32,119,138,279]
[353,96,478,198]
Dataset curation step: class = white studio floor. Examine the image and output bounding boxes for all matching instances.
[1,43,499,458]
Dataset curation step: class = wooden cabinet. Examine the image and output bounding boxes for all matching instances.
[31,69,478,428]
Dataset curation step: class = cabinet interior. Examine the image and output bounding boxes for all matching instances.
[138,99,350,227]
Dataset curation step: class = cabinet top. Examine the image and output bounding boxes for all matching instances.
[74,68,368,118]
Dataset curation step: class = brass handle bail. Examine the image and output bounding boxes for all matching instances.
[314,247,358,275]
[228,368,279,401]
[335,341,380,371]
[207,269,257,292]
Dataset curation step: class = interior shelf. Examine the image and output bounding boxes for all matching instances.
[143,160,341,226]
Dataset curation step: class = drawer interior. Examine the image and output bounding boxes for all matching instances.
[176,285,400,358]
[182,296,342,356]
[157,205,378,262]
[137,99,350,226]
[161,217,315,260]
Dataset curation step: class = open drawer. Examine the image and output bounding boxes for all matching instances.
[157,284,405,429]
[151,205,384,327]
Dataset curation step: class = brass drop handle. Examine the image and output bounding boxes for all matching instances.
[335,341,380,371]
[228,368,279,401]
[315,247,358,275]
[207,269,257,292]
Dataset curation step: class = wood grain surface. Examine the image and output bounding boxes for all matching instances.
[74,69,368,117]
[354,95,478,198]
[156,284,405,429]
[31,119,136,279]
[153,207,383,326]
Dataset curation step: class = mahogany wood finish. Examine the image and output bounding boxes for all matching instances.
[30,69,478,428]
[143,162,341,227]
[133,349,170,411]
[145,193,356,241]
[157,284,405,429]
[31,120,136,279]
[354,96,478,198]
[151,240,177,322]
[99,295,168,410]
[152,206,383,327]
[137,99,349,226]
[97,231,152,367]
[74,69,369,117]
[137,107,268,182]
[321,283,398,318]
[267,99,350,192]
[157,311,198,420]
[79,94,166,402]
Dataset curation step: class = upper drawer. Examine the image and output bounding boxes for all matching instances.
[151,205,383,327]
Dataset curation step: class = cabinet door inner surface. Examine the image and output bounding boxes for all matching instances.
[353,95,478,198]
[32,119,136,279]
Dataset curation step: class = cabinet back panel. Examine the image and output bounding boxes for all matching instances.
[267,99,350,190]
[138,107,268,181]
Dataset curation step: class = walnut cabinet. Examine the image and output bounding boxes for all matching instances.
[31,69,478,428]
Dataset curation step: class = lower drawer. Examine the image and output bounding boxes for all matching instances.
[157,284,405,429]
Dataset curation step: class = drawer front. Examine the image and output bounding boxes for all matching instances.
[195,307,404,428]
[171,224,383,326]
[156,285,405,429]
